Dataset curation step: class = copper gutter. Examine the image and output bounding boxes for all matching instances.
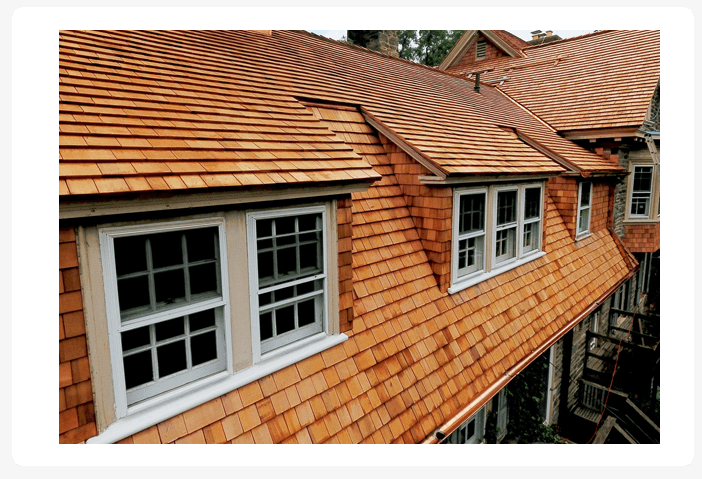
[422,262,638,444]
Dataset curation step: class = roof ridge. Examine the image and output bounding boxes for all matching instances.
[521,29,612,52]
[295,30,462,78]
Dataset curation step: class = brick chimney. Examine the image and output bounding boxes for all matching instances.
[347,30,399,57]
[531,30,543,40]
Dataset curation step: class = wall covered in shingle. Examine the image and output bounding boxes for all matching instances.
[59,226,97,444]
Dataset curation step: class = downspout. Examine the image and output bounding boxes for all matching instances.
[422,266,637,444]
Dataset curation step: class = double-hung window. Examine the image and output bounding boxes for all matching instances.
[248,206,328,360]
[100,219,230,413]
[577,181,592,237]
[451,183,545,292]
[629,166,654,217]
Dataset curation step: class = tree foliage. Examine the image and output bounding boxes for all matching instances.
[397,30,465,66]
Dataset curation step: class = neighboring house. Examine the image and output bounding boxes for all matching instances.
[58,30,652,444]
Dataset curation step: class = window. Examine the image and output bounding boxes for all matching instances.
[441,407,486,444]
[496,388,509,443]
[248,205,328,360]
[589,310,600,351]
[100,218,230,411]
[83,202,344,441]
[630,166,653,217]
[577,181,592,237]
[451,183,545,292]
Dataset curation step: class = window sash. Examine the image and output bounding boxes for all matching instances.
[630,166,653,217]
[248,206,328,360]
[577,182,592,235]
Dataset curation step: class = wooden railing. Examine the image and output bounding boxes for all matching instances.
[579,379,628,412]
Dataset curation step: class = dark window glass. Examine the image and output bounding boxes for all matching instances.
[157,340,187,377]
[258,251,274,284]
[189,309,215,332]
[154,269,186,304]
[276,305,295,335]
[257,219,272,238]
[275,285,295,302]
[497,191,517,225]
[150,232,183,269]
[189,262,217,295]
[114,236,147,276]
[459,193,485,234]
[276,216,296,236]
[186,227,216,263]
[121,326,151,351]
[299,243,319,271]
[298,298,316,327]
[579,183,591,208]
[191,331,217,366]
[525,188,541,219]
[155,317,184,341]
[298,214,318,232]
[260,312,273,340]
[118,276,150,313]
[123,350,153,389]
[277,247,297,278]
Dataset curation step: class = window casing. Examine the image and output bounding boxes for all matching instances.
[630,165,653,217]
[577,181,592,238]
[451,183,545,293]
[100,218,232,414]
[625,161,660,222]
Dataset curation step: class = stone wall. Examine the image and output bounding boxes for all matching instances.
[347,31,399,57]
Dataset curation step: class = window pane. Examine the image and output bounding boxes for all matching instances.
[276,216,296,236]
[578,208,590,233]
[276,247,297,278]
[156,317,185,341]
[260,312,273,340]
[497,191,517,225]
[633,167,653,192]
[299,242,321,272]
[189,262,218,295]
[298,298,316,327]
[123,350,153,389]
[185,227,217,263]
[191,331,217,366]
[495,228,516,262]
[580,183,591,208]
[150,232,184,269]
[118,275,150,313]
[189,309,215,332]
[276,304,295,335]
[154,269,186,304]
[257,219,272,238]
[157,340,187,377]
[523,221,540,252]
[258,251,274,283]
[114,236,147,276]
[459,193,485,234]
[298,214,318,232]
[121,326,151,352]
[275,285,295,302]
[524,187,542,219]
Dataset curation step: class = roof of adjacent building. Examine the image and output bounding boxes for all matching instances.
[444,30,660,133]
[59,30,624,198]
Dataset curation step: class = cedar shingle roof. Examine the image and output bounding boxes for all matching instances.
[59,30,623,198]
[446,30,660,132]
[58,31,636,444]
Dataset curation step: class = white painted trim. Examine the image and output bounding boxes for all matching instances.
[86,333,348,444]
[576,181,592,237]
[59,183,372,220]
[420,174,555,186]
[543,347,554,426]
[448,251,547,295]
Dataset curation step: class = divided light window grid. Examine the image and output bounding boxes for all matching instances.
[252,207,326,355]
[577,181,592,236]
[453,183,543,287]
[630,166,653,217]
[104,222,228,408]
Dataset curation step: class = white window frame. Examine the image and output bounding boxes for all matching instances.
[100,217,233,418]
[576,181,593,239]
[625,161,660,222]
[247,205,329,363]
[442,407,486,444]
[450,183,546,294]
[84,201,347,443]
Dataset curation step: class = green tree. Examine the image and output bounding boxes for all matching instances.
[398,30,464,66]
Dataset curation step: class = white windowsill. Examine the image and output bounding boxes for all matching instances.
[447,251,547,295]
[86,333,348,444]
[575,231,593,242]
[623,218,660,224]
